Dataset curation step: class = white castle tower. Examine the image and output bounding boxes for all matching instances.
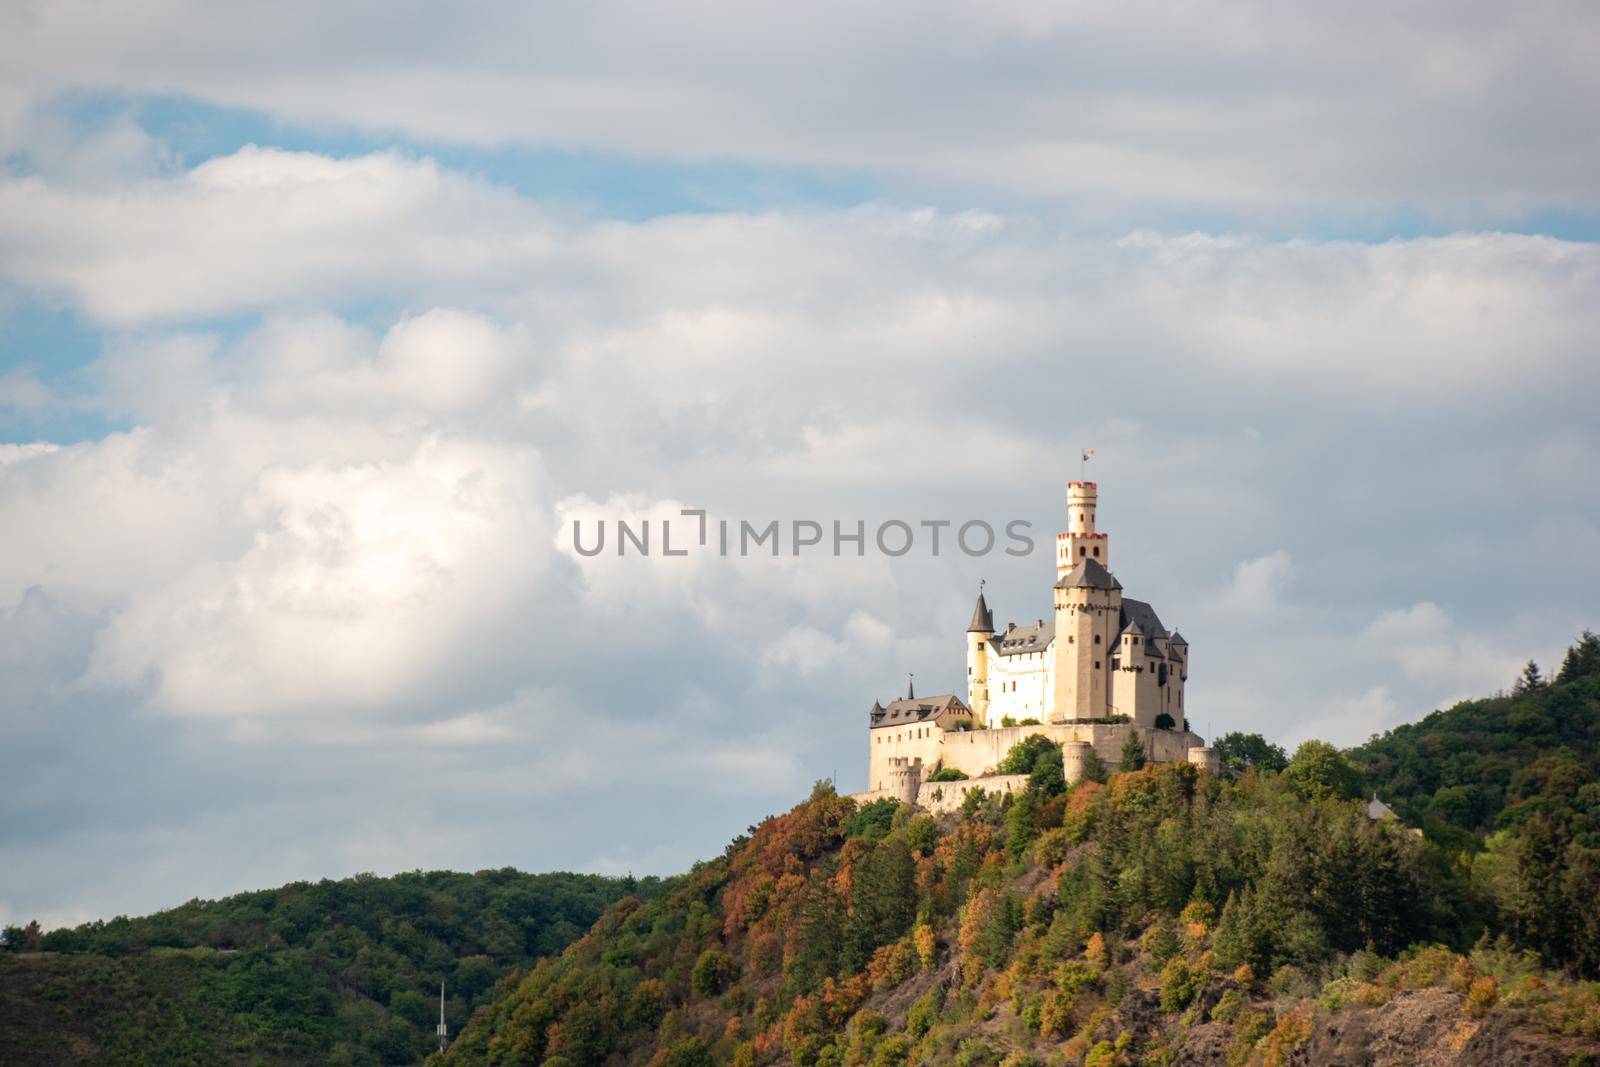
[860,478,1218,807]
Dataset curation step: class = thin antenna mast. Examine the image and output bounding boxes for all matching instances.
[437,981,447,1052]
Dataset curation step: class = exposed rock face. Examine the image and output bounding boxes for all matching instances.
[1161,989,1596,1067]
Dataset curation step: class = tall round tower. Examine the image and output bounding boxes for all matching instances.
[966,588,994,724]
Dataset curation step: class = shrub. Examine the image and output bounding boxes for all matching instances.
[930,768,970,782]
[1259,1002,1314,1066]
[1159,957,1202,1012]
[848,799,901,840]
[906,988,943,1037]
[1465,976,1500,1018]
[1211,988,1244,1023]
[1085,932,1108,969]
[628,979,669,1029]
[872,1034,912,1067]
[1140,921,1180,964]
[913,923,937,969]
[659,1037,715,1067]
[906,815,941,855]
[691,949,739,998]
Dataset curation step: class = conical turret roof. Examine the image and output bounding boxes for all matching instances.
[967,591,994,633]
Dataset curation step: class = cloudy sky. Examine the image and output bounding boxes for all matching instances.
[2,1,1598,928]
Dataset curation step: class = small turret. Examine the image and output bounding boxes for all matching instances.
[906,674,915,700]
[886,757,923,805]
[966,586,993,724]
[1062,740,1094,784]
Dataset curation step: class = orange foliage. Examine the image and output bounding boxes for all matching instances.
[1085,931,1108,969]
[820,973,870,1027]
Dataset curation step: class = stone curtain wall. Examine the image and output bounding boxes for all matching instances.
[848,774,1030,814]
[934,722,1204,778]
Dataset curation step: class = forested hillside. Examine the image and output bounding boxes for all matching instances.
[0,868,666,1066]
[436,632,1600,1067]
[1350,631,1600,976]
[6,634,1599,1066]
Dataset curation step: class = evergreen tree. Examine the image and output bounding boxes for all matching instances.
[790,869,845,991]
[1118,731,1146,772]
[1027,746,1066,798]
[1512,659,1547,696]
[842,838,916,972]
[1005,790,1041,857]
[1556,629,1600,684]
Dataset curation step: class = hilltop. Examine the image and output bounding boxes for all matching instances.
[5,634,1599,1066]
[433,634,1600,1067]
[0,868,667,1066]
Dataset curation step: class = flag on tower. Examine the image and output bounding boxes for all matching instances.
[1082,449,1095,461]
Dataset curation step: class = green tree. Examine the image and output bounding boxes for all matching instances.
[847,798,900,840]
[1556,629,1600,683]
[1512,659,1547,696]
[690,948,739,998]
[998,734,1060,775]
[660,1037,715,1067]
[1213,731,1289,774]
[790,873,845,992]
[843,838,916,972]
[1006,790,1041,857]
[905,814,940,856]
[1027,746,1066,798]
[1118,732,1146,772]
[1283,740,1361,801]
[1080,747,1109,784]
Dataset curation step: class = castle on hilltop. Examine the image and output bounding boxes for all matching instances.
[857,481,1219,812]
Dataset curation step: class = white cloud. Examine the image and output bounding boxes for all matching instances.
[3,3,1598,218]
[1217,550,1293,616]
[1360,600,1523,698]
[86,434,555,724]
[1,136,1598,923]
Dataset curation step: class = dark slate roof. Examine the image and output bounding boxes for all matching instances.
[992,619,1054,656]
[1119,598,1167,641]
[870,693,970,729]
[1169,630,1187,647]
[967,592,994,633]
[1055,556,1122,591]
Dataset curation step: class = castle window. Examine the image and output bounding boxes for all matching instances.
[1094,634,1101,645]
[1079,547,1087,557]
[1093,547,1100,557]
[1095,660,1102,669]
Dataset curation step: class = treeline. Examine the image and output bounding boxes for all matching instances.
[1,868,667,1066]
[1350,630,1600,975]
